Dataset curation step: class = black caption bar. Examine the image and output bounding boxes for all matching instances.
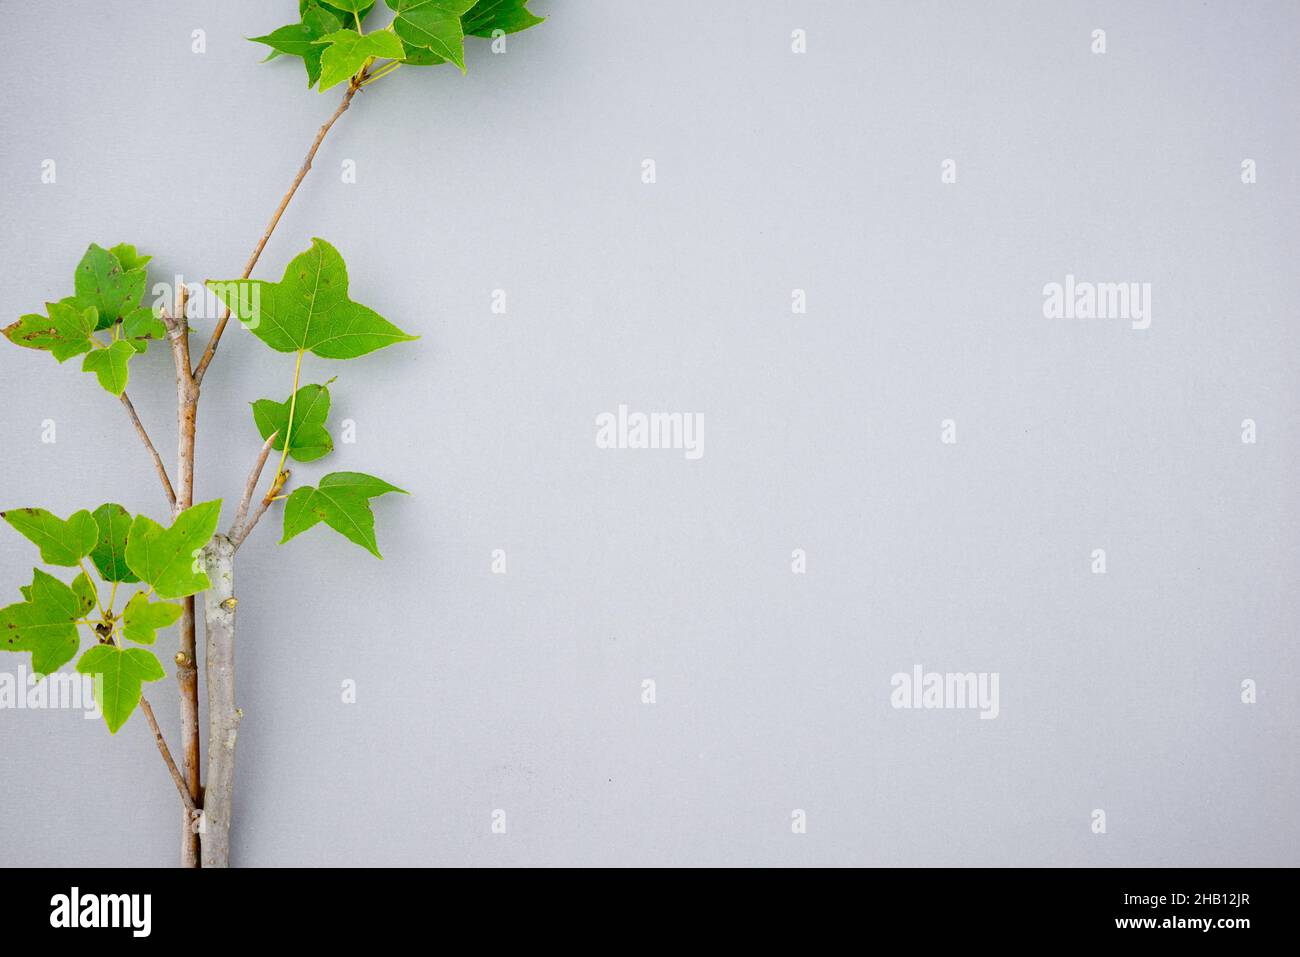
[0,867,1285,944]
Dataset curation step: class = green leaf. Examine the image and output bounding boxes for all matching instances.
[3,300,96,362]
[303,0,376,24]
[74,243,147,331]
[398,37,446,65]
[322,0,376,16]
[282,471,406,558]
[1,507,98,566]
[120,593,182,646]
[207,238,417,359]
[122,306,167,354]
[252,382,335,462]
[81,339,135,396]
[0,569,86,675]
[90,504,139,583]
[252,4,345,87]
[76,644,165,734]
[125,500,223,599]
[462,0,544,37]
[315,29,405,90]
[108,243,152,273]
[386,0,476,72]
[71,571,98,616]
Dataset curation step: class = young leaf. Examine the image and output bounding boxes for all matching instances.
[121,593,182,646]
[386,0,476,72]
[462,0,544,37]
[252,4,345,88]
[207,238,417,359]
[125,500,223,599]
[74,243,147,331]
[304,0,376,24]
[3,300,97,362]
[90,504,140,583]
[76,644,165,734]
[315,29,405,90]
[281,471,406,558]
[122,306,167,354]
[82,339,135,396]
[1,507,98,566]
[71,571,98,617]
[0,569,87,675]
[108,243,152,273]
[252,383,335,462]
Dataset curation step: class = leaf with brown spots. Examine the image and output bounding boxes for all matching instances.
[2,507,98,566]
[0,569,87,675]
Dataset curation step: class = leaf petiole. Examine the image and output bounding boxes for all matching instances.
[272,349,306,484]
[77,559,109,620]
[362,61,402,85]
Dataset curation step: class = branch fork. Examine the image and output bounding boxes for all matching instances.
[115,84,361,867]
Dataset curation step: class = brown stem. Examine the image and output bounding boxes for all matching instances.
[181,72,363,866]
[106,72,367,868]
[119,393,177,511]
[139,694,198,818]
[175,636,200,864]
[193,81,363,385]
[228,432,279,549]
[167,289,203,868]
[239,471,288,553]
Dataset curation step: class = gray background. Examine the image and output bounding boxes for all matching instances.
[1,0,1297,866]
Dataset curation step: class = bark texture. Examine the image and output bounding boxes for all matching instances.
[200,534,239,868]
[169,306,203,868]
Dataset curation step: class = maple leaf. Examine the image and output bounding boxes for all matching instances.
[1,507,98,566]
[386,0,476,72]
[75,243,147,332]
[253,4,346,87]
[462,0,544,37]
[316,29,405,90]
[207,238,417,360]
[253,382,335,462]
[77,644,165,734]
[125,501,223,600]
[81,340,135,397]
[3,300,96,363]
[90,504,139,583]
[282,472,406,558]
[120,593,183,646]
[0,569,93,676]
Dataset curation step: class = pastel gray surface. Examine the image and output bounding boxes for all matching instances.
[0,0,1297,866]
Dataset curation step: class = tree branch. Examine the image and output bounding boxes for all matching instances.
[139,694,197,817]
[228,432,279,550]
[180,67,365,867]
[201,535,240,868]
[166,285,203,868]
[192,81,363,385]
[234,472,288,555]
[118,393,177,511]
